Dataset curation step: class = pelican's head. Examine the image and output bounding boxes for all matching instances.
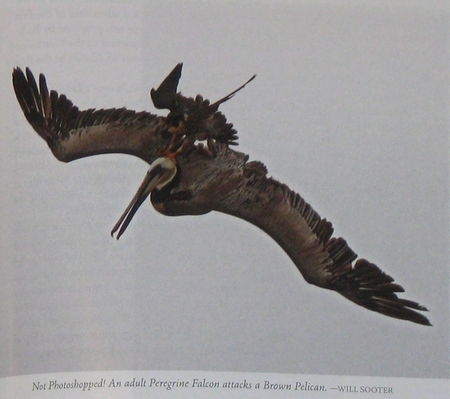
[111,157,177,239]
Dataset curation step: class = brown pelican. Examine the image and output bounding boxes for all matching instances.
[12,65,431,326]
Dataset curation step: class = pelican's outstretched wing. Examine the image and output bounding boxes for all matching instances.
[12,67,169,164]
[221,154,431,325]
[154,144,431,326]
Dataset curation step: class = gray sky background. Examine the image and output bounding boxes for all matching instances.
[1,0,448,379]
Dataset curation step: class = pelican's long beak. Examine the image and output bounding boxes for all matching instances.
[111,157,177,239]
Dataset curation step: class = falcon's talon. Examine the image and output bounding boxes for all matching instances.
[195,141,215,158]
[206,137,217,157]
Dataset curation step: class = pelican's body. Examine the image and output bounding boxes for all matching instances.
[12,65,431,326]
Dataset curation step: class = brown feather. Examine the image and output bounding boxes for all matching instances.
[157,144,430,326]
[13,67,431,326]
[12,67,169,163]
